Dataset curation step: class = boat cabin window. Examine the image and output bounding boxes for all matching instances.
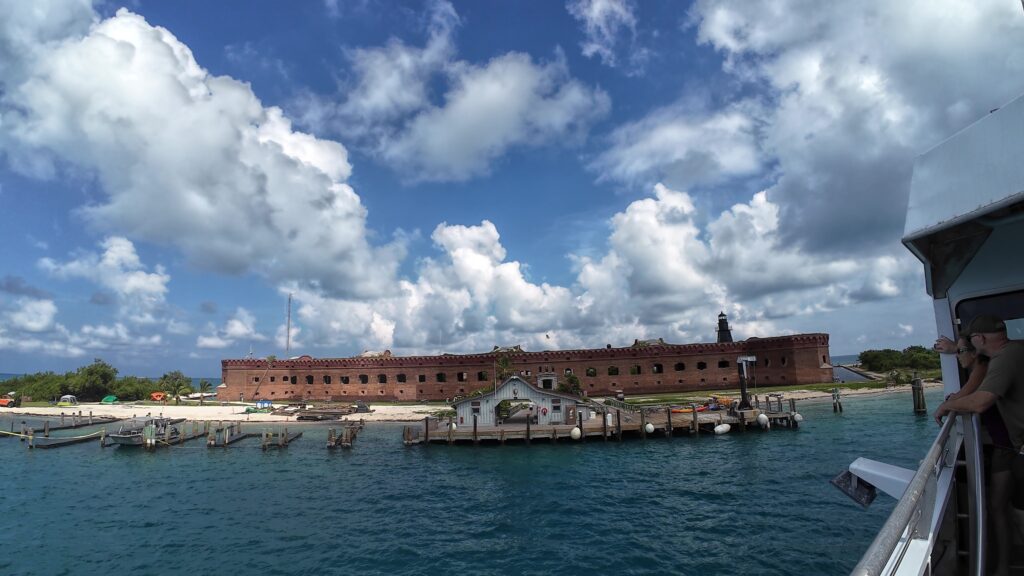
[955,288,1024,340]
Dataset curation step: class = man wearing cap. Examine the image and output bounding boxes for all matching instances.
[934,315,1024,452]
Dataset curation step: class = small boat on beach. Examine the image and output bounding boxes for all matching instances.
[670,405,707,414]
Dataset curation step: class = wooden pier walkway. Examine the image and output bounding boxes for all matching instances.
[207,422,259,447]
[260,428,302,450]
[403,397,802,446]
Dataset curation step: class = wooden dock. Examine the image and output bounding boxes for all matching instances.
[403,398,801,446]
[327,421,363,449]
[260,428,302,450]
[207,422,258,447]
[1,412,121,438]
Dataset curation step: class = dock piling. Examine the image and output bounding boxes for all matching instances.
[666,407,673,438]
[616,410,622,441]
[912,378,926,414]
[640,411,647,439]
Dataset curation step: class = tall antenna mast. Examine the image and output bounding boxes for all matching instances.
[286,293,292,355]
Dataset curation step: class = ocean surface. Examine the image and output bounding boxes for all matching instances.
[0,389,943,575]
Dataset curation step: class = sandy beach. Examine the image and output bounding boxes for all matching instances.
[3,381,944,423]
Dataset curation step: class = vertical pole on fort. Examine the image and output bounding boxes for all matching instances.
[615,410,622,442]
[526,417,531,445]
[473,414,478,446]
[640,410,647,439]
[666,407,673,438]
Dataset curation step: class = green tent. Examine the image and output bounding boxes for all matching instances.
[101,395,118,404]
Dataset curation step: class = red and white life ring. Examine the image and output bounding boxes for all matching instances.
[541,407,548,416]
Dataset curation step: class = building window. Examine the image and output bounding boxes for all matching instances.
[585,367,597,377]
[652,364,663,374]
[781,357,788,366]
[764,358,770,367]
[471,401,480,415]
[630,365,641,375]
[823,355,828,364]
[323,375,331,385]
[270,376,276,382]
[270,391,275,395]
[341,376,350,384]
[379,390,385,395]
[305,375,314,385]
[697,362,707,370]
[477,371,488,381]
[290,376,297,385]
[359,374,369,384]
[436,373,446,382]
[418,374,426,383]
[718,360,730,369]
[674,363,685,371]
[399,390,404,394]
[457,372,468,382]
[419,389,424,394]
[254,376,260,382]
[563,368,573,376]
[397,373,407,383]
[378,374,387,384]
[541,378,553,390]
[459,388,465,393]
[551,399,561,412]
[608,366,619,376]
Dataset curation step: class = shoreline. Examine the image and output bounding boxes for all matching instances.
[3,382,944,423]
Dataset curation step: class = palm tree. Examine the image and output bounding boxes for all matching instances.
[159,371,193,405]
[198,380,212,406]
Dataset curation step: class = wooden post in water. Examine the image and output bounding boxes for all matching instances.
[100,429,106,448]
[28,429,34,449]
[89,411,93,425]
[43,421,49,438]
[832,388,843,413]
[640,410,647,439]
[578,412,585,443]
[666,407,673,438]
[738,411,746,432]
[615,410,622,441]
[423,417,430,444]
[525,417,531,445]
[602,410,608,441]
[912,378,926,414]
[328,428,336,447]
[691,405,699,435]
[60,412,65,426]
[473,414,478,446]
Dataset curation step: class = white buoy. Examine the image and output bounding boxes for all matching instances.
[570,427,582,440]
[756,413,769,428]
[449,423,457,430]
[793,413,804,423]
[714,423,731,435]
[644,423,654,434]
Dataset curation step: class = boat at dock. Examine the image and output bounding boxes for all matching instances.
[106,417,184,447]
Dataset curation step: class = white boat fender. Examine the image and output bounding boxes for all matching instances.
[570,427,582,440]
[714,423,730,435]
[793,413,804,423]
[644,423,654,434]
[756,413,769,428]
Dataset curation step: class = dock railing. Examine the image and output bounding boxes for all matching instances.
[850,412,983,576]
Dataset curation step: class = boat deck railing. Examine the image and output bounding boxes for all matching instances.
[850,412,984,576]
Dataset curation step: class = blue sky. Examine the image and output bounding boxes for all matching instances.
[1,0,1023,377]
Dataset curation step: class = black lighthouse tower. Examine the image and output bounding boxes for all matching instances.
[716,311,733,343]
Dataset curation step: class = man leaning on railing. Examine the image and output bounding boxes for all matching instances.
[933,314,1024,576]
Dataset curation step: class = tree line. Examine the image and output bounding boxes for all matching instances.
[857,346,940,372]
[3,359,213,404]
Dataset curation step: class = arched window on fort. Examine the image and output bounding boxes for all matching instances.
[630,365,641,375]
[652,363,663,374]
[457,372,468,382]
[305,375,314,385]
[674,362,685,371]
[436,373,447,382]
[397,374,407,383]
[341,376,350,384]
[290,376,297,385]
[608,366,619,376]
[585,367,597,377]
[718,360,730,368]
[323,375,331,385]
[781,357,788,366]
[564,368,573,376]
[378,374,387,384]
[697,362,707,370]
[764,358,770,367]
[418,374,426,383]
[477,371,488,381]
[359,374,369,384]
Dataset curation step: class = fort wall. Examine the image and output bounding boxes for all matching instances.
[218,334,833,402]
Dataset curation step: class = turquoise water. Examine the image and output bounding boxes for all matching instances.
[0,390,942,575]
